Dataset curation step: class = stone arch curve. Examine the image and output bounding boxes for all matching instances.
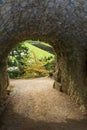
[0,0,87,113]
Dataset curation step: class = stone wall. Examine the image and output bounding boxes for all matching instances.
[0,57,9,115]
[0,0,87,114]
[53,44,87,111]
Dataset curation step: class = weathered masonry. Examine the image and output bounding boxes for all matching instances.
[0,0,87,114]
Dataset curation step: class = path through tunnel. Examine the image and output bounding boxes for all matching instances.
[0,77,87,130]
[0,0,87,128]
[0,39,87,130]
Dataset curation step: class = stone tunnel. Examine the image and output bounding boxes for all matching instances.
[0,0,87,114]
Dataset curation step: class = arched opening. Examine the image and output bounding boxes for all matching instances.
[0,0,87,128]
[1,40,87,130]
[7,40,56,79]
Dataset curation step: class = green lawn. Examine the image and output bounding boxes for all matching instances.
[40,41,52,47]
[24,42,54,59]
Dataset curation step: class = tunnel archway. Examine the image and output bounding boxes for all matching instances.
[0,0,87,114]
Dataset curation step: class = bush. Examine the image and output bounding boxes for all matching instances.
[8,69,20,79]
[8,42,55,79]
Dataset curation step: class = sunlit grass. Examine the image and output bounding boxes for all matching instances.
[24,42,54,59]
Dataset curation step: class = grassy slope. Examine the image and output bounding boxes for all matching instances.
[24,42,54,59]
[40,42,52,47]
[25,40,52,47]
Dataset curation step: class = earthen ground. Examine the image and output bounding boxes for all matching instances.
[0,77,87,130]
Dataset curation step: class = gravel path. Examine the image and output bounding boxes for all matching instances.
[0,77,87,130]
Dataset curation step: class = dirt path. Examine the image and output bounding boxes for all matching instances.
[0,77,87,130]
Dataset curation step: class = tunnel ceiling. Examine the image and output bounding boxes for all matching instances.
[0,0,87,112]
[0,0,87,56]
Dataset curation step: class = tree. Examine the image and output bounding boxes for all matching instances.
[8,43,31,78]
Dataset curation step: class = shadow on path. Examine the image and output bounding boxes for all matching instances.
[0,78,87,130]
[0,101,87,130]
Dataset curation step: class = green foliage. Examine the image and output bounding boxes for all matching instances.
[8,69,20,79]
[8,43,31,78]
[8,43,31,66]
[20,51,49,78]
[8,41,55,79]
